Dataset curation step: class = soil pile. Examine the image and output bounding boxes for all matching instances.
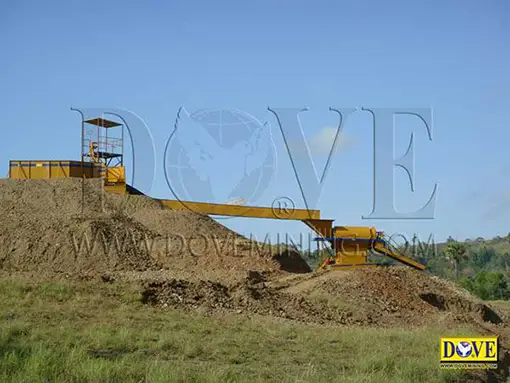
[0,178,310,280]
[140,270,356,325]
[1,178,506,330]
[280,268,505,326]
[140,267,505,328]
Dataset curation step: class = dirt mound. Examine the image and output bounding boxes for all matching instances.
[140,271,355,325]
[139,267,505,328]
[281,267,504,326]
[0,178,309,281]
[2,178,505,331]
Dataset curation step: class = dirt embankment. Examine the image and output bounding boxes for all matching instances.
[0,178,309,282]
[139,268,506,329]
[1,179,509,338]
[2,178,510,380]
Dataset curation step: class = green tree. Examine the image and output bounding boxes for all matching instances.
[459,275,473,291]
[411,234,438,264]
[470,247,496,270]
[444,242,468,279]
[461,272,510,300]
[500,252,510,271]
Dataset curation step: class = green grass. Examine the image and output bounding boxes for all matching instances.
[0,278,475,382]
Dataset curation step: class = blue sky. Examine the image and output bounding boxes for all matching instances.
[1,0,509,246]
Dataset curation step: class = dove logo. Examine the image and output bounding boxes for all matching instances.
[456,342,472,358]
[440,337,498,363]
[164,108,276,218]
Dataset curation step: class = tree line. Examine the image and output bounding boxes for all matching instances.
[423,235,510,300]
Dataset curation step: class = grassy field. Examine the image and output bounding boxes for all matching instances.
[0,277,477,382]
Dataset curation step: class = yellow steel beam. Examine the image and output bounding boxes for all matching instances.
[157,199,320,220]
[373,242,426,271]
[303,219,334,238]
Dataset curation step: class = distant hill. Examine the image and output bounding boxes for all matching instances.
[436,234,510,255]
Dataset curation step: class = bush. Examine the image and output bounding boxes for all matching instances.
[459,272,510,300]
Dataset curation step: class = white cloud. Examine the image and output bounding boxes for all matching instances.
[284,126,355,158]
[307,127,354,157]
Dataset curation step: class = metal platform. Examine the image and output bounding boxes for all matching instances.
[84,118,122,128]
[84,151,122,160]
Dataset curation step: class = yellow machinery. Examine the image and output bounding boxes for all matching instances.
[8,114,425,271]
[82,117,126,194]
[10,117,126,194]
[313,225,426,270]
[161,199,425,271]
[9,160,101,179]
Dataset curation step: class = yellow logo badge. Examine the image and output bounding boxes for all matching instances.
[440,337,498,369]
